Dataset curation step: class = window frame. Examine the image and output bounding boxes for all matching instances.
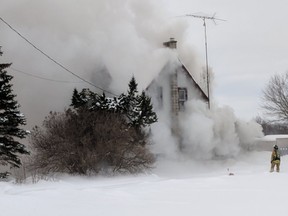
[178,87,188,111]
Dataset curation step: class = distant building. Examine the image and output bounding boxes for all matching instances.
[254,135,288,155]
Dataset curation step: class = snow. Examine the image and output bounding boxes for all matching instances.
[0,117,8,123]
[1,151,288,216]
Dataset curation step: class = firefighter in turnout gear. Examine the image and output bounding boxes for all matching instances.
[270,144,281,172]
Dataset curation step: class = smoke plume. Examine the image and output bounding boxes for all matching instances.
[0,0,263,163]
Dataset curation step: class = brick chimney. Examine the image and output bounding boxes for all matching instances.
[163,38,180,144]
[164,38,179,116]
[170,72,179,115]
[163,38,177,49]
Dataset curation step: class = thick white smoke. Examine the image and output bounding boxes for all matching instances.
[1,0,264,164]
[1,0,195,128]
[150,99,263,162]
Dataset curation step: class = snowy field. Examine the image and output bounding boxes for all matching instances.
[1,151,287,216]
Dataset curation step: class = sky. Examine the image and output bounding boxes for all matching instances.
[1,0,288,128]
[1,151,288,216]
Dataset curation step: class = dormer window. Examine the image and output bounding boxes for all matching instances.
[178,87,187,111]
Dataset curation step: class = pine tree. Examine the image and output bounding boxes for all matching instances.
[121,76,139,124]
[71,88,84,108]
[0,48,29,176]
[71,88,97,109]
[135,91,157,128]
[124,76,157,129]
[98,93,109,110]
[127,76,138,97]
[70,76,157,129]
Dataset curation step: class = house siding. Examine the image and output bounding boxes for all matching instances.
[145,38,209,148]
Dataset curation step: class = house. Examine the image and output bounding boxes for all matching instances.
[146,38,209,145]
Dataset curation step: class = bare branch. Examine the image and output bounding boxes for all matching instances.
[261,72,288,121]
[28,109,154,175]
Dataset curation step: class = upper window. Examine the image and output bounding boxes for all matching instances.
[157,86,163,108]
[178,87,188,111]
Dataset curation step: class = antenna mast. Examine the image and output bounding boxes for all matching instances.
[184,14,226,109]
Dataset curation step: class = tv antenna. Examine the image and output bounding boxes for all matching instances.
[181,13,226,109]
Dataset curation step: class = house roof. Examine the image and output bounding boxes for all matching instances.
[146,56,209,102]
[146,38,209,102]
[178,58,209,102]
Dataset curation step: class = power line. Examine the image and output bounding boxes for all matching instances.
[0,16,118,97]
[10,67,83,83]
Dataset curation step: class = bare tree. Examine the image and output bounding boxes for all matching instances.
[29,108,155,175]
[255,115,288,135]
[261,72,288,121]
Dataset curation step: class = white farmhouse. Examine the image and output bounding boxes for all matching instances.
[146,38,209,147]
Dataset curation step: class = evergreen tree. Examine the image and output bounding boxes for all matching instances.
[97,93,109,110]
[135,90,157,128]
[127,76,138,97]
[123,76,139,123]
[0,48,29,176]
[123,77,157,129]
[71,88,96,109]
[70,76,157,129]
[71,88,84,108]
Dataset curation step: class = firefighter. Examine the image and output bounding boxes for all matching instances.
[270,144,281,172]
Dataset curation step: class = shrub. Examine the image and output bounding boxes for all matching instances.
[29,108,154,175]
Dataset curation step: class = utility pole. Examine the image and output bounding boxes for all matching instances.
[183,14,226,109]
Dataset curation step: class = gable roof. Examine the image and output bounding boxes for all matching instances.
[178,58,209,102]
[146,57,209,102]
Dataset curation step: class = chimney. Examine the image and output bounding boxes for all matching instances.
[163,37,177,49]
[170,72,179,116]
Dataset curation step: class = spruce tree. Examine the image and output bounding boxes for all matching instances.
[70,76,157,129]
[124,76,157,129]
[123,76,138,123]
[71,88,83,108]
[135,90,157,128]
[127,76,138,97]
[0,48,29,176]
[98,93,109,110]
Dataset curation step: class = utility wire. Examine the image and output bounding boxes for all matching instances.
[10,67,83,83]
[0,16,118,96]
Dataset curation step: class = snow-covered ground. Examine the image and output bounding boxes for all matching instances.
[1,151,287,216]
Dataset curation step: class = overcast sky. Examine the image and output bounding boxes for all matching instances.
[1,0,287,128]
[167,0,288,121]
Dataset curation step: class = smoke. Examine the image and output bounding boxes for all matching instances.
[150,99,264,162]
[1,0,264,165]
[0,0,196,128]
[147,53,263,163]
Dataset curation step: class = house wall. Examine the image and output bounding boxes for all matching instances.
[147,72,171,113]
[147,61,206,113]
[177,67,205,101]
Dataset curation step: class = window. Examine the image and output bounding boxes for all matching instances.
[157,86,163,108]
[178,87,187,111]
